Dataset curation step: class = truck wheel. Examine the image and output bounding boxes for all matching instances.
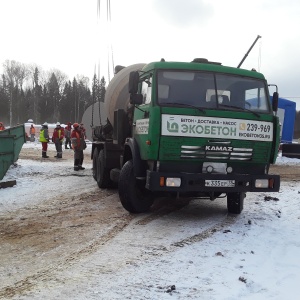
[227,192,245,214]
[118,159,153,213]
[92,148,99,181]
[96,149,113,188]
[110,168,120,183]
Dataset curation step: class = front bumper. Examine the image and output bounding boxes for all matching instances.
[146,170,280,193]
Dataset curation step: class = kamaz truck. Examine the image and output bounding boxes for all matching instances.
[87,58,280,214]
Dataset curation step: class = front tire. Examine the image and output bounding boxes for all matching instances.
[96,149,113,188]
[227,192,245,214]
[118,159,153,213]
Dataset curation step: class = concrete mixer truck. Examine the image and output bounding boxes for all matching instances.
[86,58,280,214]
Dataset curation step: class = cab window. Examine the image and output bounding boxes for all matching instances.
[141,77,152,104]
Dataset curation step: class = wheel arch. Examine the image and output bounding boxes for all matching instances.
[123,138,147,177]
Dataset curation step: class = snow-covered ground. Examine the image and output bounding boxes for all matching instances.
[1,142,300,299]
[0,142,94,213]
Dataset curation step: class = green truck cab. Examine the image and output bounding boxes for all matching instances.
[92,58,280,214]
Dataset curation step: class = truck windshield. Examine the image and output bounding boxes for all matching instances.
[157,70,271,113]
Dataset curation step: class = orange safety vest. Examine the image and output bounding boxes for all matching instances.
[73,131,81,149]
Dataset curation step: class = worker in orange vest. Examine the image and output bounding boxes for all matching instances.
[71,123,86,171]
[29,124,36,142]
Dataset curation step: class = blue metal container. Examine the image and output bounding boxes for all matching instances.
[271,97,296,143]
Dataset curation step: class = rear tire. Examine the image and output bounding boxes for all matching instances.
[92,148,99,181]
[96,149,113,188]
[118,159,153,213]
[227,192,245,214]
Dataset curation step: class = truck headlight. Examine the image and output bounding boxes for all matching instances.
[255,179,269,188]
[166,178,181,187]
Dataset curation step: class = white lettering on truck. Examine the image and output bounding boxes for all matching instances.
[162,114,273,142]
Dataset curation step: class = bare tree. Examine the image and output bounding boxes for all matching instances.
[3,60,32,125]
[3,60,17,126]
[15,62,29,123]
[76,74,89,87]
[15,62,29,89]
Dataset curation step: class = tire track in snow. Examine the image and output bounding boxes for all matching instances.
[0,191,237,298]
[171,214,237,247]
[0,213,135,299]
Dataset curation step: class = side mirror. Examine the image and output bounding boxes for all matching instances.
[128,71,139,94]
[272,92,279,112]
[130,94,143,105]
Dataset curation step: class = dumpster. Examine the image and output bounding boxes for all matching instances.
[0,124,26,181]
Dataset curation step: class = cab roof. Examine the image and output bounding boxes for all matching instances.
[142,59,265,80]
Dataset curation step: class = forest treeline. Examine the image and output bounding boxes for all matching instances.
[1,59,300,139]
[0,59,106,126]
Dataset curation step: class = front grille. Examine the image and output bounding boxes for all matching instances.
[180,145,253,161]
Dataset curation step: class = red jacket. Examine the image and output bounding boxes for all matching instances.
[52,126,65,142]
[71,128,85,150]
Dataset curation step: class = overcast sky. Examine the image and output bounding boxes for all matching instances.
[1,0,300,108]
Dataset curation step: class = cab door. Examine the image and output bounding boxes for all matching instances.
[133,75,153,159]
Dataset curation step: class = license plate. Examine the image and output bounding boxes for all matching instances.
[205,180,235,187]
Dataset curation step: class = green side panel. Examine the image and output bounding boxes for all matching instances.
[133,104,150,159]
[146,106,161,159]
[0,125,26,180]
[133,105,162,160]
[0,137,15,181]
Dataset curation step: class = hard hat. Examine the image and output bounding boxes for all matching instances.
[56,122,61,126]
[73,123,79,128]
[42,122,48,126]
